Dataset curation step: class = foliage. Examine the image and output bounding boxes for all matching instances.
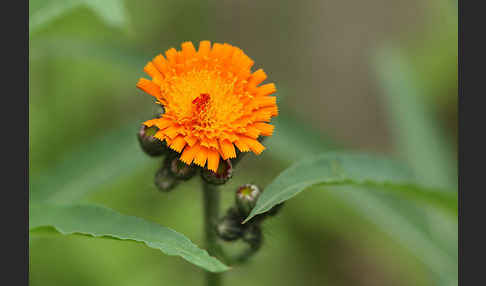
[244,152,456,224]
[29,0,127,35]
[30,203,229,272]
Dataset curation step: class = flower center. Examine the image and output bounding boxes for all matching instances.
[192,93,212,126]
[192,93,211,113]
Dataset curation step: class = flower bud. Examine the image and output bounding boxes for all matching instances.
[153,106,165,118]
[257,135,266,144]
[242,224,262,250]
[235,184,261,217]
[216,207,245,241]
[137,125,168,157]
[201,159,233,185]
[154,165,179,192]
[168,157,196,180]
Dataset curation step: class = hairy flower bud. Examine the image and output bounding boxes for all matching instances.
[235,184,261,217]
[216,207,245,241]
[168,157,197,180]
[137,125,168,157]
[154,165,179,192]
[201,159,233,185]
[242,224,263,250]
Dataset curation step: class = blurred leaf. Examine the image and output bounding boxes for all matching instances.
[30,37,145,69]
[29,0,127,36]
[85,0,126,27]
[30,203,229,273]
[373,49,458,282]
[29,124,151,203]
[244,152,456,223]
[374,48,457,189]
[331,186,457,285]
[405,0,457,107]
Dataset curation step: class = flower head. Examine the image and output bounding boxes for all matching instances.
[137,41,278,172]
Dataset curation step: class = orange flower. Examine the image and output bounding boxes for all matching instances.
[137,41,278,172]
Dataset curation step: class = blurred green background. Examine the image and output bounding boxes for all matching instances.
[29,0,457,285]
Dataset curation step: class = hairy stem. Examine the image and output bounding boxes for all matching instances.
[202,181,223,286]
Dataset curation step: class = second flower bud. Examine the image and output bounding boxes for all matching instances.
[235,184,261,217]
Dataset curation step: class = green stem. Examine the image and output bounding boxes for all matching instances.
[202,181,223,286]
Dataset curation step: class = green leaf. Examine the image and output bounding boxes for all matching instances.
[29,203,230,273]
[243,152,457,223]
[29,0,127,35]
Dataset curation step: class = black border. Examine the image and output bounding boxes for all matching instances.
[25,0,29,284]
[8,0,29,284]
[458,0,483,284]
[1,0,29,282]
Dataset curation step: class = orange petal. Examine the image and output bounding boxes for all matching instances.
[198,41,211,58]
[256,83,276,97]
[240,137,265,154]
[137,78,161,98]
[267,105,279,116]
[207,149,220,172]
[230,51,251,78]
[200,138,219,149]
[241,57,254,73]
[169,136,186,152]
[144,62,163,83]
[175,50,184,64]
[249,69,267,86]
[253,109,272,122]
[185,136,198,146]
[154,130,167,141]
[194,147,208,167]
[152,54,170,77]
[219,140,236,159]
[180,144,200,165]
[236,65,253,80]
[181,41,196,59]
[234,139,250,152]
[254,96,277,108]
[163,125,180,139]
[154,118,173,130]
[230,49,244,67]
[253,122,274,136]
[220,43,234,61]
[165,48,178,65]
[210,43,224,58]
[143,119,158,127]
[256,106,278,119]
[245,125,261,139]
